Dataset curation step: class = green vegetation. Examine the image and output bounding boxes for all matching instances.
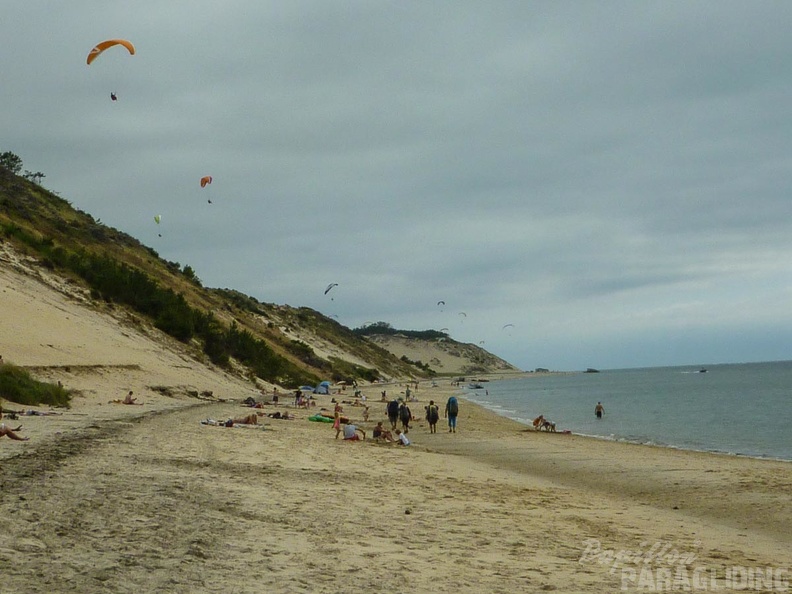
[327,357,381,384]
[286,339,330,371]
[0,363,72,408]
[400,355,436,375]
[353,321,448,341]
[0,151,23,175]
[223,323,316,387]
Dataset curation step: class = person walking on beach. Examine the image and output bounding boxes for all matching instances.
[399,401,412,433]
[445,396,459,433]
[387,398,400,430]
[425,400,440,433]
[595,402,604,419]
[333,402,343,439]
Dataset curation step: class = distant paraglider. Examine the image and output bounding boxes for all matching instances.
[324,283,338,300]
[86,39,136,65]
[201,176,213,203]
[502,324,515,330]
[87,39,135,101]
[154,214,162,237]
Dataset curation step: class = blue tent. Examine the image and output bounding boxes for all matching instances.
[314,381,332,395]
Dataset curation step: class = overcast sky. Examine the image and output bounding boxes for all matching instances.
[4,1,792,371]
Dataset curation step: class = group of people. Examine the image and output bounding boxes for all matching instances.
[332,392,461,446]
[385,395,460,434]
[531,402,605,433]
[294,390,316,409]
[532,415,556,432]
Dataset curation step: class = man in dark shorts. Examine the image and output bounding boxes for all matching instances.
[595,402,604,419]
[372,421,395,442]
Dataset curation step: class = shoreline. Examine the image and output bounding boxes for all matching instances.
[370,381,791,549]
[459,371,792,463]
[472,399,792,464]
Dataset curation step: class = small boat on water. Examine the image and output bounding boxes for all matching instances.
[468,383,484,390]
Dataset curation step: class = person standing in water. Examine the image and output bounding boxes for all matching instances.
[595,402,604,419]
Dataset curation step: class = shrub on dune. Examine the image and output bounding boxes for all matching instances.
[0,363,71,408]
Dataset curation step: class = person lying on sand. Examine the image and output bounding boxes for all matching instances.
[228,412,265,426]
[242,396,268,408]
[110,391,143,405]
[201,412,264,427]
[266,411,294,420]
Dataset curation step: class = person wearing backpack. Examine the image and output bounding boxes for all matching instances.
[445,396,459,433]
[425,400,440,433]
[386,398,401,430]
[399,402,412,433]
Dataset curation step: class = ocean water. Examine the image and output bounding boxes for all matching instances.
[462,361,792,461]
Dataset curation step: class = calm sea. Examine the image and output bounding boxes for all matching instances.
[462,361,792,461]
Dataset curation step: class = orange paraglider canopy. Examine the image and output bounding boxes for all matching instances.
[87,39,136,65]
[200,176,213,188]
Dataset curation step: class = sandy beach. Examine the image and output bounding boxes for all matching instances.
[1,258,790,593]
